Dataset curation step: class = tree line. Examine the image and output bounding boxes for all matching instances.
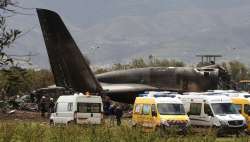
[94,55,185,74]
[222,60,250,82]
[0,67,54,99]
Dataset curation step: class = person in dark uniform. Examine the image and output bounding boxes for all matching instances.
[40,96,46,117]
[47,98,55,118]
[114,106,123,126]
[103,96,111,115]
[49,98,55,113]
[30,92,35,103]
[109,104,116,126]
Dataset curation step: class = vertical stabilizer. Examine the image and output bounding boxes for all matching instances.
[37,9,102,93]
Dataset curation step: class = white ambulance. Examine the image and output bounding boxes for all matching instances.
[178,94,246,134]
[50,93,103,125]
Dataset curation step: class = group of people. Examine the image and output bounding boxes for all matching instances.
[108,104,123,126]
[39,96,55,118]
[103,97,124,126]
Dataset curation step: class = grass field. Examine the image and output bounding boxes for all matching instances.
[0,121,249,142]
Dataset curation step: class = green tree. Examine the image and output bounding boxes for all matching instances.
[95,68,109,74]
[0,0,21,66]
[1,67,29,97]
[221,60,250,82]
[131,58,147,68]
[0,67,54,99]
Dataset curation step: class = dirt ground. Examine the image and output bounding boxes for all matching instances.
[0,110,49,122]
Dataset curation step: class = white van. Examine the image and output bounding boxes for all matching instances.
[206,90,250,99]
[178,94,246,134]
[50,93,103,125]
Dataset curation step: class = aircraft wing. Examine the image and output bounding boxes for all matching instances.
[101,83,159,103]
[101,83,158,92]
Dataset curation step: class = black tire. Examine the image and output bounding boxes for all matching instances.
[49,120,54,126]
[67,120,77,126]
[236,130,246,137]
[181,128,188,136]
[156,126,166,137]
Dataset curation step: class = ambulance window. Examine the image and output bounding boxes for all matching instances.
[67,103,73,111]
[91,103,101,113]
[134,104,142,114]
[204,103,213,116]
[151,104,156,112]
[244,104,250,114]
[142,105,151,115]
[57,103,68,112]
[77,103,101,113]
[233,104,242,113]
[189,103,201,115]
[151,105,157,116]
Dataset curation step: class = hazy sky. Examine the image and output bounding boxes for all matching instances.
[7,0,250,68]
[18,0,250,28]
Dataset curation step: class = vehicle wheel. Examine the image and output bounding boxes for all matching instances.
[67,120,76,126]
[216,130,224,137]
[156,126,166,137]
[181,128,188,136]
[245,130,250,135]
[132,124,137,130]
[236,130,246,137]
[49,120,54,126]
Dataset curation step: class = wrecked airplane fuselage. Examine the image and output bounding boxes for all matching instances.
[36,9,229,103]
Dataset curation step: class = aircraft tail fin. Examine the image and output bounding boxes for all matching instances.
[36,9,102,93]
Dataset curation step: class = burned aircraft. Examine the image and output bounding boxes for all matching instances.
[36,9,230,103]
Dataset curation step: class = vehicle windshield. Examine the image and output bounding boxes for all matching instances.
[157,103,185,115]
[211,103,238,115]
[244,95,250,98]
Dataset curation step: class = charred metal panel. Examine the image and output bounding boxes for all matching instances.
[97,68,151,84]
[97,66,220,93]
[36,9,102,93]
